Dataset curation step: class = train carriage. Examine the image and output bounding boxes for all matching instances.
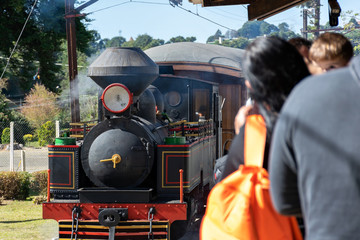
[43,42,246,240]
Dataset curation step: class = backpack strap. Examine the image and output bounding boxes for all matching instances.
[244,114,267,167]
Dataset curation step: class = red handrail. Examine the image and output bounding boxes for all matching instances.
[179,169,183,203]
[47,169,50,202]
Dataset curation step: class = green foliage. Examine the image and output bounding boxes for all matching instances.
[167,36,197,43]
[0,171,31,200]
[37,121,55,146]
[33,195,47,205]
[354,45,360,56]
[30,170,48,196]
[12,111,32,144]
[343,17,360,56]
[80,95,98,122]
[210,20,299,47]
[122,34,165,50]
[0,93,12,123]
[272,23,298,40]
[207,29,224,43]
[105,36,126,48]
[21,84,59,129]
[238,21,262,39]
[219,37,250,49]
[1,127,10,144]
[0,0,97,93]
[23,134,33,145]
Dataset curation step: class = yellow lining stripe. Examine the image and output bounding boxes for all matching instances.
[59,225,168,229]
[60,239,167,240]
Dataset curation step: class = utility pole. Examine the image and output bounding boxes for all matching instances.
[302,8,308,39]
[65,0,80,123]
[314,0,320,38]
[64,0,98,123]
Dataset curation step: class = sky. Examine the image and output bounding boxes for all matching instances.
[82,0,359,43]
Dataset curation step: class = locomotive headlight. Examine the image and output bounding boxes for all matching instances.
[101,83,133,113]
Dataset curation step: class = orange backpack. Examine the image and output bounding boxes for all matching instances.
[200,114,302,240]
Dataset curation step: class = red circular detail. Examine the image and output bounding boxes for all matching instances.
[101,83,133,113]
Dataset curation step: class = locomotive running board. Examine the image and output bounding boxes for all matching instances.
[58,220,169,240]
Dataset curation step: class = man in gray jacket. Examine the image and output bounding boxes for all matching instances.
[269,55,360,240]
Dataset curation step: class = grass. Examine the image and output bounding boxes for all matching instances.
[0,199,58,240]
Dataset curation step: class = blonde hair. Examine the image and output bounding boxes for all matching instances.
[309,32,353,64]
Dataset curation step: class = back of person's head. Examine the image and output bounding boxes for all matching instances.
[288,37,322,74]
[288,37,312,58]
[309,32,353,69]
[242,36,310,135]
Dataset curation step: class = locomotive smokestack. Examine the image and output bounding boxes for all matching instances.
[88,48,159,97]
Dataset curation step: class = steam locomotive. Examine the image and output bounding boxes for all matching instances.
[43,43,246,240]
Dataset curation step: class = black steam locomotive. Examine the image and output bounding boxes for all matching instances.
[42,44,245,240]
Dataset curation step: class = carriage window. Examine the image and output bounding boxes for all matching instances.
[165,91,182,107]
[193,89,210,120]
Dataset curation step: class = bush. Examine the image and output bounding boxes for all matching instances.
[12,112,33,144]
[1,127,10,144]
[30,170,48,196]
[23,134,33,145]
[37,121,55,146]
[0,171,31,200]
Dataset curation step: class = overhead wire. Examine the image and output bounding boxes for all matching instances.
[209,7,248,20]
[87,0,237,32]
[203,7,247,21]
[87,0,168,15]
[0,0,39,80]
[173,4,237,32]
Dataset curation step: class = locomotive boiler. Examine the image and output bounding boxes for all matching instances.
[43,46,222,240]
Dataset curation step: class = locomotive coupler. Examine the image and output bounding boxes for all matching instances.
[98,208,128,240]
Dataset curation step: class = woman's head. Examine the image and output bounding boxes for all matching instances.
[242,36,310,134]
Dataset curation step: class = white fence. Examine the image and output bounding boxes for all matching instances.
[0,121,60,172]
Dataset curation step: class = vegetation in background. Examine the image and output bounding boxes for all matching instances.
[21,84,59,129]
[1,127,10,144]
[0,171,31,200]
[0,170,48,200]
[0,0,96,93]
[23,134,33,145]
[30,170,48,196]
[37,121,55,146]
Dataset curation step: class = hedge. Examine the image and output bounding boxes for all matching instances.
[0,170,48,200]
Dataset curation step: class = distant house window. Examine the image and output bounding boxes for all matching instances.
[165,91,181,107]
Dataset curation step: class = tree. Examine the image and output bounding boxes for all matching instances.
[167,36,196,43]
[274,23,298,40]
[343,17,360,56]
[224,30,239,39]
[207,29,223,43]
[0,0,97,93]
[0,93,12,123]
[21,83,59,129]
[260,22,279,35]
[105,36,127,48]
[122,34,164,50]
[220,37,250,49]
[238,21,262,39]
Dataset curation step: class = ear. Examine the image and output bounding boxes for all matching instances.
[245,80,252,90]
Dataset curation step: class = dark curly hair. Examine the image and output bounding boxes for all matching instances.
[242,36,310,135]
